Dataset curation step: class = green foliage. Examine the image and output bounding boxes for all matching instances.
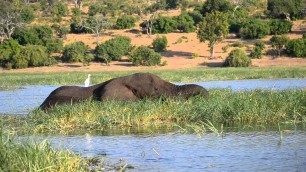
[286,38,306,58]
[32,25,53,40]
[166,0,179,9]
[20,6,35,23]
[267,0,303,19]
[152,15,177,34]
[224,49,251,67]
[201,0,233,17]
[197,11,229,58]
[22,45,49,67]
[270,35,289,57]
[0,39,22,68]
[44,38,63,54]
[239,19,270,39]
[95,36,131,63]
[70,21,87,34]
[152,35,168,52]
[270,19,292,35]
[250,41,265,59]
[129,46,161,66]
[115,15,136,29]
[187,10,202,25]
[71,7,82,16]
[62,41,89,63]
[229,8,249,33]
[175,12,195,33]
[52,24,69,39]
[12,28,42,45]
[52,1,68,17]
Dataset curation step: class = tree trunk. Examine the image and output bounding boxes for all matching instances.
[210,44,215,59]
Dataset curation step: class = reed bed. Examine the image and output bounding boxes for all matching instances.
[1,66,305,87]
[3,89,304,135]
[0,129,88,172]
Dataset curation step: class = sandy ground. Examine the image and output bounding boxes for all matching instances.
[1,15,306,73]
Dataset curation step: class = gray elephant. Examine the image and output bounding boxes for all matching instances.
[40,73,209,110]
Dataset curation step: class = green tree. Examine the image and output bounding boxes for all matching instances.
[250,41,265,59]
[267,0,303,19]
[201,0,233,17]
[20,6,35,24]
[286,38,306,57]
[152,15,177,34]
[62,41,89,63]
[270,35,289,57]
[197,11,229,58]
[166,0,179,9]
[0,39,22,68]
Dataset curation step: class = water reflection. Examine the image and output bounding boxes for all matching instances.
[0,78,305,115]
[28,131,306,171]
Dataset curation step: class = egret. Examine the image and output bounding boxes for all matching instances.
[84,74,91,87]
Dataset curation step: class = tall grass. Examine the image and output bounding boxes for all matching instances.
[0,129,87,172]
[1,67,305,86]
[4,89,304,135]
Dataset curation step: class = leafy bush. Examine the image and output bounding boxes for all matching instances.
[129,46,161,66]
[229,8,249,33]
[224,49,251,67]
[22,45,49,67]
[0,39,22,68]
[52,2,68,17]
[20,6,35,23]
[270,19,292,35]
[44,38,63,54]
[201,0,233,17]
[250,41,265,59]
[32,25,53,40]
[62,41,89,63]
[115,15,136,29]
[187,10,202,25]
[70,21,87,34]
[95,36,131,63]
[12,28,42,45]
[152,35,168,52]
[270,35,289,57]
[286,39,306,58]
[175,12,195,33]
[152,16,177,34]
[267,0,303,19]
[239,19,270,39]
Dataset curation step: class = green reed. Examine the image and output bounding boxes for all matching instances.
[0,66,305,86]
[0,129,88,172]
[3,89,304,135]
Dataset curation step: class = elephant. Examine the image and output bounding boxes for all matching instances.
[40,73,209,110]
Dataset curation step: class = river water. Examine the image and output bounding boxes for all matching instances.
[29,131,306,171]
[2,78,306,171]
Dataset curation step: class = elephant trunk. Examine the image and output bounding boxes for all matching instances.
[176,84,209,98]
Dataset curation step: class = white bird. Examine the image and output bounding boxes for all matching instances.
[84,74,91,87]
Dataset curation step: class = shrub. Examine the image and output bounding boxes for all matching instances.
[175,12,195,33]
[224,49,251,67]
[129,46,161,66]
[70,21,87,34]
[62,41,89,62]
[115,15,136,29]
[152,35,168,52]
[0,39,22,68]
[152,15,177,34]
[270,19,292,35]
[95,36,131,63]
[250,41,265,59]
[22,45,49,67]
[187,10,202,25]
[286,39,306,58]
[52,2,68,17]
[270,35,289,57]
[20,6,35,23]
[239,19,270,39]
[44,38,63,54]
[32,25,53,40]
[12,28,42,45]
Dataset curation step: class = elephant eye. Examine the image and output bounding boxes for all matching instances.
[154,87,159,91]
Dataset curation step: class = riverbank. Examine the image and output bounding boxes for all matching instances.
[1,66,306,87]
